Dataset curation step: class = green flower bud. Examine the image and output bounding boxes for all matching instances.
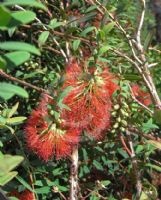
[111,111,117,117]
[114,104,120,110]
[122,102,128,109]
[111,129,116,133]
[113,122,119,129]
[120,109,129,117]
[50,110,54,115]
[121,120,128,127]
[117,117,121,122]
[120,127,126,132]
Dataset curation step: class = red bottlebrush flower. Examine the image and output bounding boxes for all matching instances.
[131,84,152,106]
[19,190,35,200]
[61,60,118,139]
[25,94,80,161]
[9,190,35,200]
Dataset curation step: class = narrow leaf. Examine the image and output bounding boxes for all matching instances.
[11,10,36,26]
[0,82,29,100]
[16,176,34,192]
[8,102,19,118]
[0,6,11,27]
[0,171,18,186]
[7,117,26,124]
[0,42,40,55]
[1,51,30,68]
[38,31,49,46]
[2,0,47,10]
[72,40,81,51]
[0,155,24,175]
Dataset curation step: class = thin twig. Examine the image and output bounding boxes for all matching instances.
[0,69,49,94]
[129,127,161,142]
[43,46,62,55]
[128,83,153,114]
[120,135,132,156]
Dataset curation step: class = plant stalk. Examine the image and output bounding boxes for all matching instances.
[70,145,79,200]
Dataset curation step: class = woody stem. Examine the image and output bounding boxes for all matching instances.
[70,145,79,200]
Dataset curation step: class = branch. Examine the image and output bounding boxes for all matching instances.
[120,135,132,156]
[70,145,79,200]
[129,127,161,142]
[0,69,49,94]
[126,130,142,199]
[91,0,143,64]
[128,83,153,114]
[136,0,146,50]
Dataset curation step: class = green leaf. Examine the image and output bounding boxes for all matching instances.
[103,22,115,34]
[154,109,161,125]
[57,86,73,110]
[11,10,36,26]
[38,31,50,46]
[80,26,96,37]
[52,168,63,176]
[16,176,34,192]
[101,180,111,187]
[142,119,159,133]
[9,197,19,200]
[83,165,90,174]
[0,116,7,125]
[0,171,18,186]
[139,191,149,200]
[93,160,103,171]
[6,117,26,124]
[82,148,88,161]
[2,0,47,11]
[0,6,11,27]
[49,19,64,29]
[72,39,81,51]
[0,42,40,55]
[0,155,23,175]
[35,186,50,194]
[124,74,141,81]
[8,102,19,118]
[146,140,161,150]
[90,194,100,200]
[144,28,155,51]
[85,5,97,13]
[99,46,110,55]
[145,163,161,173]
[0,57,6,69]
[0,82,29,100]
[1,51,30,68]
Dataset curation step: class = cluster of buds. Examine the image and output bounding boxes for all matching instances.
[24,57,39,70]
[111,96,130,134]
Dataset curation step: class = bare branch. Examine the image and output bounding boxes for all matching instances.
[128,83,153,114]
[70,146,79,200]
[136,0,146,49]
[126,130,142,199]
[91,0,143,64]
